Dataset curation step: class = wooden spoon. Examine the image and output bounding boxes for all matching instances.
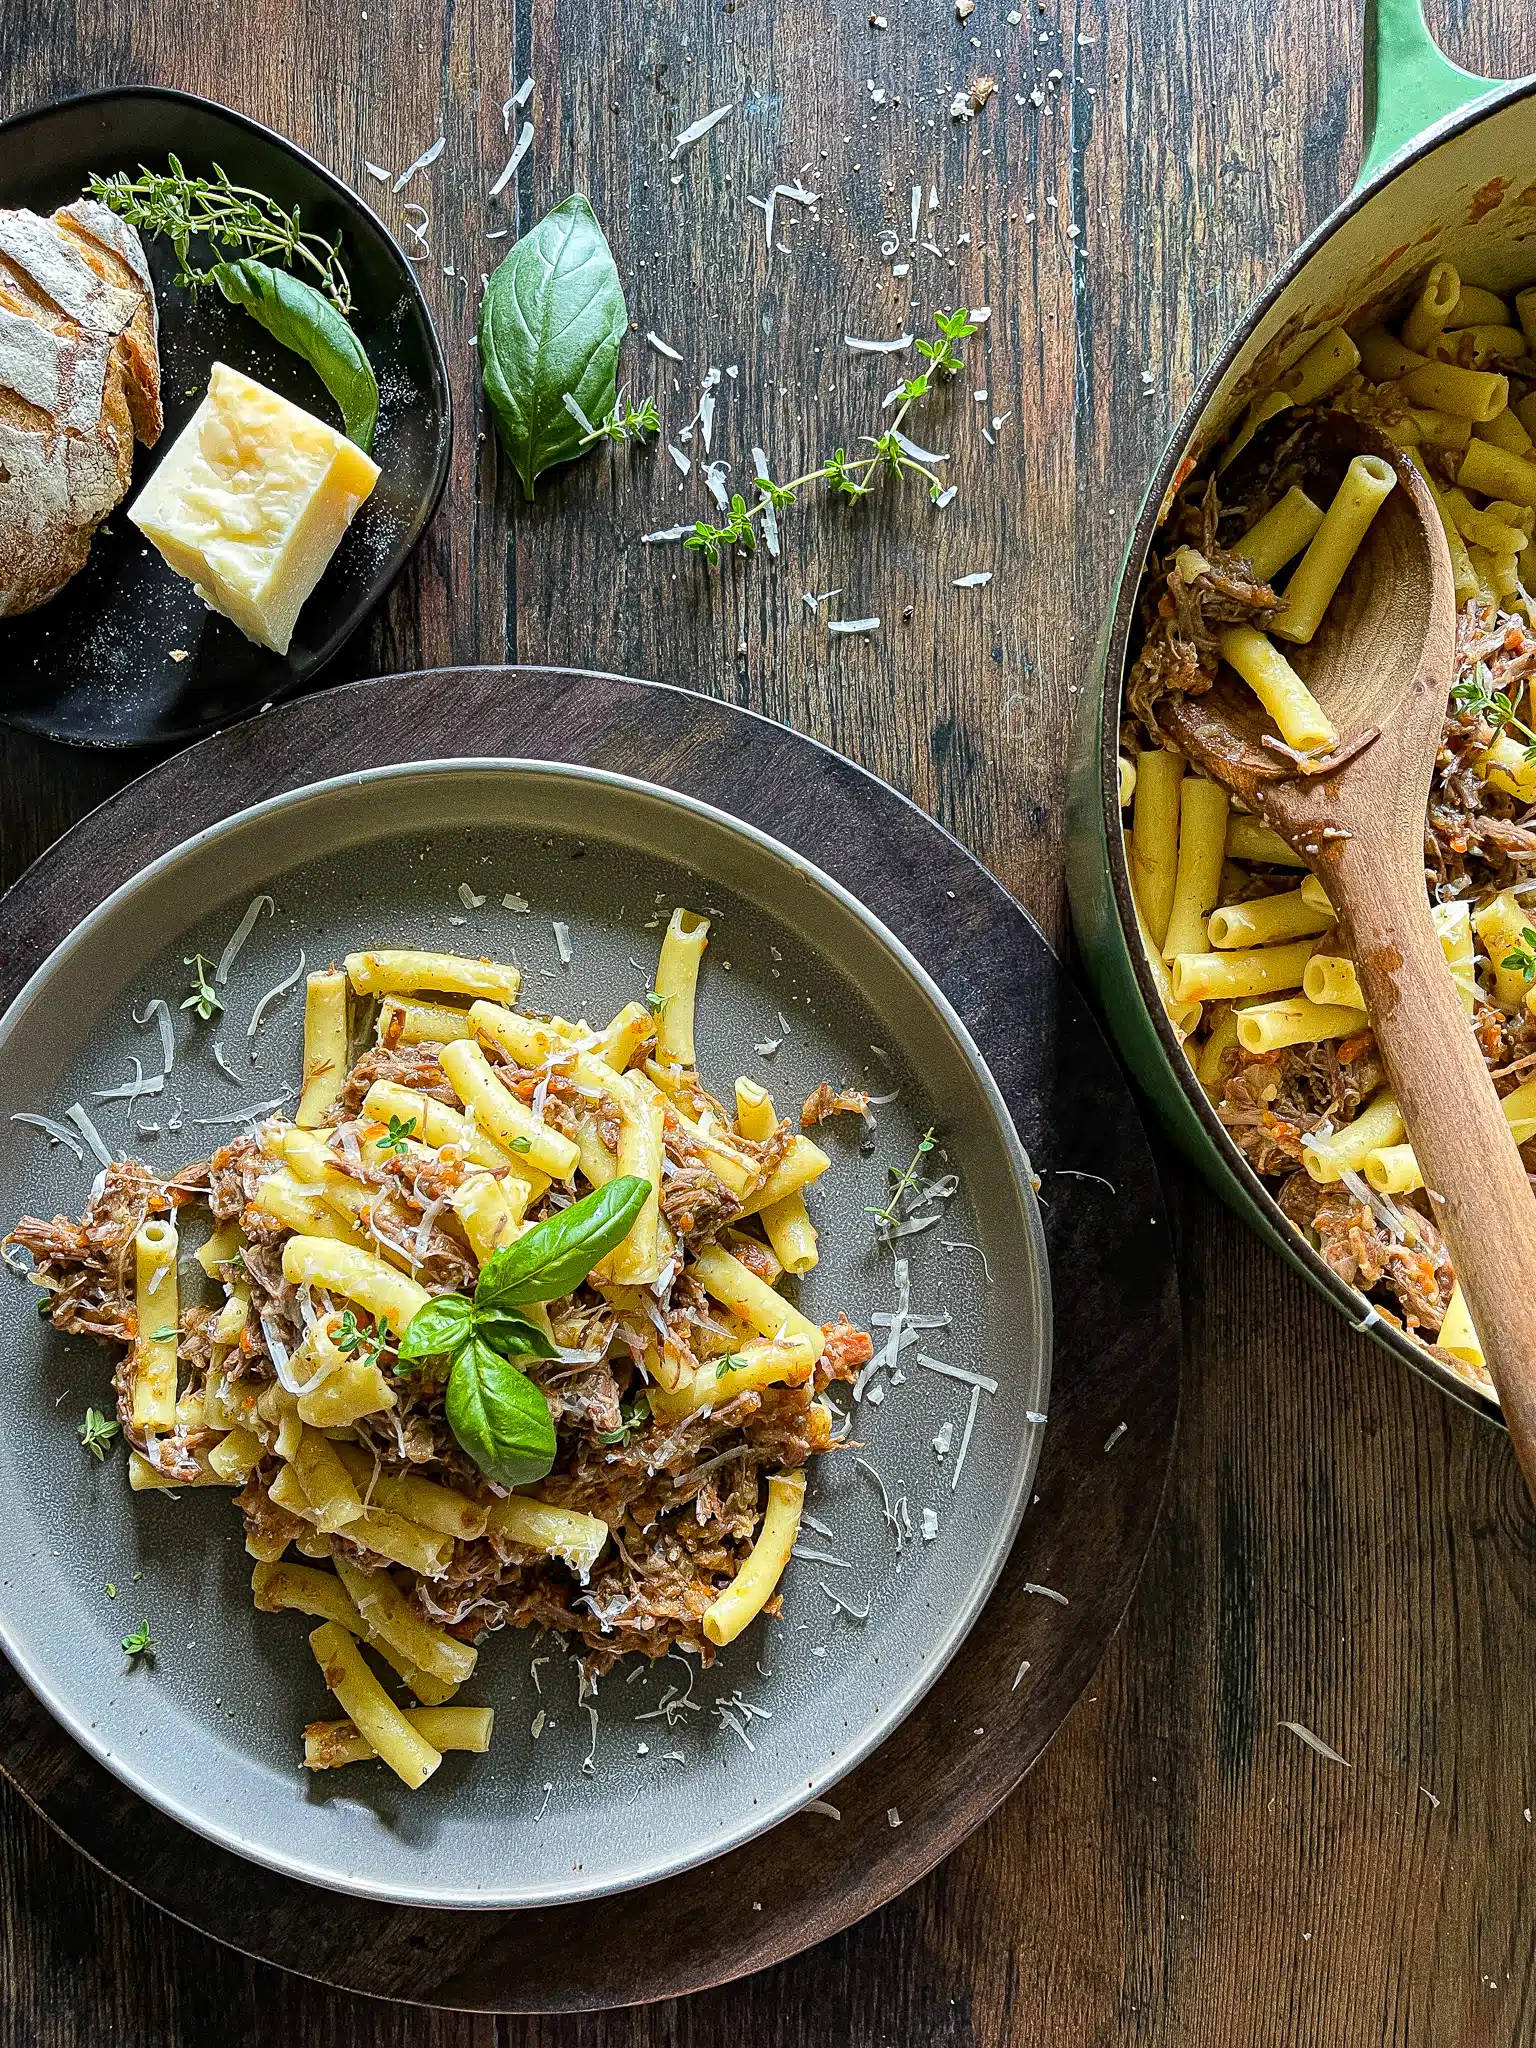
[1165,413,1536,1491]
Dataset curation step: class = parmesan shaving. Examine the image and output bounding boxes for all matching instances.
[364,163,390,182]
[827,616,880,635]
[646,330,684,362]
[133,997,175,1074]
[805,1798,841,1819]
[65,1103,116,1166]
[917,1353,998,1393]
[1023,1581,1069,1605]
[215,894,274,983]
[561,390,597,436]
[552,920,572,966]
[490,121,534,200]
[950,1383,981,1490]
[844,332,913,354]
[818,1580,871,1622]
[392,136,445,193]
[953,571,993,588]
[1279,1719,1351,1768]
[247,950,305,1044]
[751,448,780,556]
[10,1112,84,1159]
[670,104,735,158]
[93,1058,165,1106]
[643,523,695,543]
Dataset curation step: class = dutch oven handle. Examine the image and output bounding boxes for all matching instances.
[1359,0,1508,188]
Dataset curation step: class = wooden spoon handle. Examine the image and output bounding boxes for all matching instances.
[1337,859,1536,1483]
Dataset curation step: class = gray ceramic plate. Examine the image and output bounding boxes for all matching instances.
[0,761,1049,1909]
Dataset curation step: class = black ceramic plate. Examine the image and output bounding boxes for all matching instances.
[0,87,451,749]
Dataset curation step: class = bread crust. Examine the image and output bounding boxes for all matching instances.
[0,202,161,619]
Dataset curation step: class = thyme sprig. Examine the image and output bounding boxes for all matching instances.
[181,954,222,1022]
[86,156,353,315]
[678,308,978,565]
[867,1127,938,1230]
[578,391,662,447]
[1452,659,1536,767]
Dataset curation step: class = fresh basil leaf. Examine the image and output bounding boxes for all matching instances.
[474,1307,558,1359]
[396,1293,474,1362]
[446,1337,557,1488]
[477,193,627,500]
[475,1176,651,1308]
[212,257,380,451]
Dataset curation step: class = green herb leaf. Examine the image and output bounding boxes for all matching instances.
[121,1621,156,1658]
[715,1352,745,1379]
[78,1407,120,1460]
[181,954,222,1021]
[376,1112,417,1159]
[478,193,628,500]
[475,1175,650,1308]
[474,1306,559,1359]
[597,1391,651,1445]
[509,1135,533,1154]
[445,1336,557,1488]
[395,1293,475,1362]
[211,258,379,451]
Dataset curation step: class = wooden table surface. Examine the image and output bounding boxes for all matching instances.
[3,0,1535,2041]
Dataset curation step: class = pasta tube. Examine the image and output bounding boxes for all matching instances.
[449,1171,529,1265]
[1235,997,1369,1055]
[206,1426,264,1484]
[653,909,710,1066]
[703,1472,806,1648]
[253,1169,369,1249]
[1447,284,1511,330]
[308,1622,442,1790]
[1458,434,1536,507]
[1473,888,1535,1010]
[252,1561,456,1703]
[1436,1283,1485,1371]
[1129,748,1182,947]
[304,1707,493,1771]
[1271,455,1397,646]
[1208,887,1334,949]
[287,1426,366,1533]
[439,1037,580,1181]
[345,950,521,1003]
[1225,815,1306,866]
[131,1219,179,1431]
[1301,1089,1405,1184]
[359,1079,529,1176]
[1169,939,1317,1004]
[1194,1008,1242,1096]
[486,1496,610,1578]
[1302,954,1363,1009]
[331,1445,488,1539]
[1276,325,1360,406]
[1473,407,1534,456]
[1161,777,1230,962]
[291,1314,396,1428]
[1365,1144,1423,1195]
[296,970,349,1127]
[1401,260,1459,354]
[1216,626,1336,750]
[332,1556,477,1682]
[1399,360,1508,422]
[690,1243,825,1358]
[1236,486,1325,583]
[280,1235,430,1336]
[376,995,474,1045]
[735,1135,831,1217]
[607,1076,666,1285]
[594,1000,656,1072]
[1118,755,1137,807]
[1354,325,1427,381]
[648,1334,817,1422]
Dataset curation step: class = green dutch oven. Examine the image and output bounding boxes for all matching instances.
[1066,0,1535,1425]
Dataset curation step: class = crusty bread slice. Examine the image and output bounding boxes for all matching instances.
[0,203,160,618]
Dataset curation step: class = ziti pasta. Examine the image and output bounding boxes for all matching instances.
[1122,254,1536,1396]
[7,917,878,1791]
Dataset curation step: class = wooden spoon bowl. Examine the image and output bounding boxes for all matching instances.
[1168,413,1536,1498]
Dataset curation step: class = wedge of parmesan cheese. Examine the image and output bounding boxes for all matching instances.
[129,363,379,655]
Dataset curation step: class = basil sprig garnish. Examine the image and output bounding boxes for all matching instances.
[478,193,627,499]
[212,258,380,451]
[398,1175,650,1488]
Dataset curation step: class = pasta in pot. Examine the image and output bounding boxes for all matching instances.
[1122,259,1536,1395]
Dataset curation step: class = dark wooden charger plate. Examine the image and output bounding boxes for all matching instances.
[0,667,1180,2011]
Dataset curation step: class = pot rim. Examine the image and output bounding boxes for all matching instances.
[1098,71,1536,1427]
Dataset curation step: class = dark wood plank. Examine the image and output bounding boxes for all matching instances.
[0,664,1177,2011]
[1,0,1535,2041]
